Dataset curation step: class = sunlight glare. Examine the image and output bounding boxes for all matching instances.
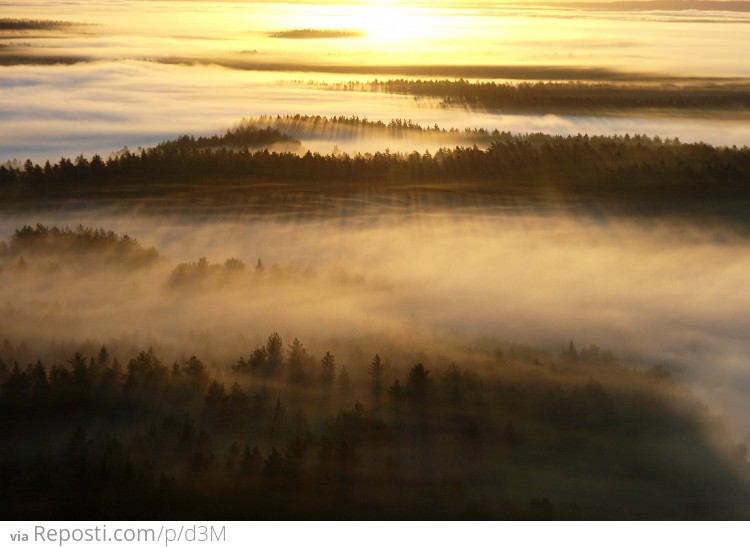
[353,4,436,45]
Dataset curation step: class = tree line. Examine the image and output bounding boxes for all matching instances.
[337,78,750,112]
[0,18,76,31]
[2,119,749,211]
[3,224,159,265]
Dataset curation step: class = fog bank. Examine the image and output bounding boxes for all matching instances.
[1,209,749,437]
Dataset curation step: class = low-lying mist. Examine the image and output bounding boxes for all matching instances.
[6,59,750,165]
[1,209,749,439]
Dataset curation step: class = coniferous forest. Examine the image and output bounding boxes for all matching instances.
[331,79,750,115]
[4,0,750,527]
[2,224,750,520]
[3,119,750,520]
[2,118,750,222]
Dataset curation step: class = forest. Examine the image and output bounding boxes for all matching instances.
[0,224,749,519]
[330,79,750,115]
[0,18,77,31]
[4,0,750,527]
[2,117,750,520]
[2,117,750,220]
[0,225,750,519]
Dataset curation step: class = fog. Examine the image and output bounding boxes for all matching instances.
[4,61,750,165]
[1,209,750,440]
[4,0,750,522]
[3,0,750,161]
[4,0,750,73]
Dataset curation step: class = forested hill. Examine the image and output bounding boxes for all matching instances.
[2,118,750,218]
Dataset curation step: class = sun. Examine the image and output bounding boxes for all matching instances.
[347,3,437,45]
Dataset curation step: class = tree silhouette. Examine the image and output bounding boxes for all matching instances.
[124,348,167,391]
[388,379,404,401]
[96,346,110,367]
[369,353,384,396]
[406,363,431,401]
[320,352,335,384]
[270,397,286,439]
[182,356,208,384]
[286,338,310,384]
[264,333,284,377]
